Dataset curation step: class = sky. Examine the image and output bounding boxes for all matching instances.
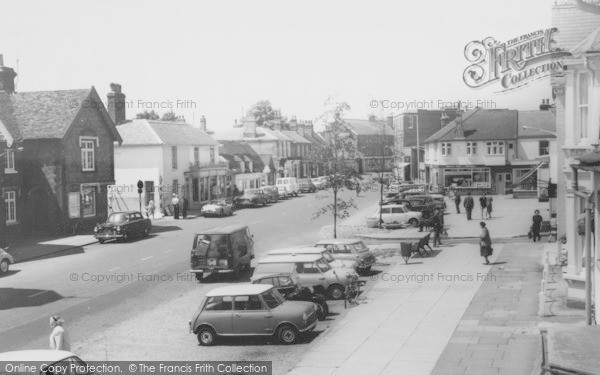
[0,0,553,131]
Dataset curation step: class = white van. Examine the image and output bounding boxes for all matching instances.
[276,177,299,197]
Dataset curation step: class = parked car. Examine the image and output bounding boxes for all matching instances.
[252,272,329,321]
[409,194,445,211]
[372,204,422,227]
[262,186,280,203]
[428,186,447,195]
[314,239,377,274]
[276,177,299,197]
[276,185,289,200]
[298,178,316,193]
[94,211,151,244]
[0,247,14,274]
[266,247,357,270]
[189,284,318,345]
[253,254,357,299]
[234,189,268,207]
[0,350,91,371]
[200,199,234,217]
[403,195,438,213]
[311,178,325,190]
[190,225,254,281]
[428,193,447,210]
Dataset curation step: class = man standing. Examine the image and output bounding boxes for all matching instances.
[171,194,180,219]
[463,192,474,220]
[431,208,443,247]
[454,192,461,214]
[479,193,488,220]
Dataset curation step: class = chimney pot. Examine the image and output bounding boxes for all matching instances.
[107,83,126,125]
[200,115,207,131]
[0,56,17,94]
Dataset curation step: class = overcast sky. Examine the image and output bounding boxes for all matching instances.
[0,0,552,130]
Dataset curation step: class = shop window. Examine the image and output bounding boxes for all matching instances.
[467,142,477,156]
[82,186,96,217]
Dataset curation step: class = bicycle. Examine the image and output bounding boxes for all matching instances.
[344,273,360,308]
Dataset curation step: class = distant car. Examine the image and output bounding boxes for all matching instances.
[276,177,299,197]
[428,194,447,210]
[0,350,91,373]
[298,178,316,193]
[94,211,151,243]
[0,247,14,274]
[403,195,438,213]
[201,199,234,217]
[428,186,446,195]
[235,189,268,207]
[276,186,289,200]
[314,239,377,274]
[373,204,422,227]
[189,284,318,345]
[311,178,325,190]
[262,186,280,203]
[252,272,329,321]
[409,194,445,211]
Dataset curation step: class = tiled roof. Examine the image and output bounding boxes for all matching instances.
[425,108,518,143]
[219,140,265,172]
[553,3,600,51]
[212,126,292,142]
[345,119,393,135]
[571,25,600,57]
[262,127,294,141]
[118,119,219,146]
[282,130,312,144]
[517,111,556,138]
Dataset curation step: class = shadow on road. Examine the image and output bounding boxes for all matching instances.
[0,288,64,310]
[150,226,183,234]
[204,330,323,346]
[0,269,20,278]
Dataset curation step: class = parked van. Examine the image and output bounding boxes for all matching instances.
[190,224,254,281]
[276,177,299,197]
[266,247,357,270]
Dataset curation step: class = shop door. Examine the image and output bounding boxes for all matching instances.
[495,173,505,195]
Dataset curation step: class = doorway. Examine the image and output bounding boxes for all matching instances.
[495,173,505,195]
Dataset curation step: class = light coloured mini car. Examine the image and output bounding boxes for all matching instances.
[315,239,377,274]
[200,199,234,217]
[253,254,356,300]
[0,247,14,274]
[373,204,423,227]
[266,247,357,270]
[0,350,90,371]
[276,185,289,200]
[189,284,317,345]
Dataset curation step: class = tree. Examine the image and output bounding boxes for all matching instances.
[246,100,289,129]
[135,110,160,120]
[161,110,185,122]
[311,100,360,238]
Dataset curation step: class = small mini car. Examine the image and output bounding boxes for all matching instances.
[0,247,15,274]
[94,211,152,243]
[189,284,318,345]
[200,199,234,217]
[315,239,377,274]
[234,189,268,207]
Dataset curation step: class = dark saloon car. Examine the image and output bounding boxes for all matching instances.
[298,178,316,193]
[252,272,329,321]
[94,211,151,243]
[234,189,268,207]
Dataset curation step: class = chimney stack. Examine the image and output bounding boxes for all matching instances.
[289,116,298,131]
[200,115,207,131]
[107,83,126,125]
[243,115,257,138]
[0,55,17,94]
[368,114,376,122]
[440,113,450,127]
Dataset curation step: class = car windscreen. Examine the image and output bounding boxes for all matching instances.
[107,213,128,223]
[261,289,285,308]
[316,258,331,272]
[255,263,293,274]
[321,251,335,262]
[354,242,369,252]
[195,234,229,257]
[246,189,259,194]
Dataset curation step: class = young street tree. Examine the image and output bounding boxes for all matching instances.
[311,100,360,238]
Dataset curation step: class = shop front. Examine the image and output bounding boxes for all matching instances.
[184,166,232,210]
[442,167,491,190]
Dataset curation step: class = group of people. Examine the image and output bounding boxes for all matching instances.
[169,194,188,219]
[453,192,493,220]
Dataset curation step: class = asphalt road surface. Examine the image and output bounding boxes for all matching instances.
[0,189,380,374]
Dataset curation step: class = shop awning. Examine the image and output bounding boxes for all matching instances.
[507,161,545,190]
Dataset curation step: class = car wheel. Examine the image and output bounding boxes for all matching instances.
[98,239,105,244]
[409,218,419,227]
[0,259,9,273]
[143,228,150,237]
[197,326,216,346]
[328,284,344,300]
[316,303,328,321]
[295,192,299,197]
[276,324,298,345]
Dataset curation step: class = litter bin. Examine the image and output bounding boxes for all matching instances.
[365,217,379,228]
[400,242,413,264]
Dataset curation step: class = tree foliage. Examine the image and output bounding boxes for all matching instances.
[246,100,289,129]
[161,110,185,122]
[135,110,160,120]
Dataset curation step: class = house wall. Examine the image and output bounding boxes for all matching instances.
[516,138,557,160]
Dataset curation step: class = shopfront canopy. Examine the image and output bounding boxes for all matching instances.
[507,161,545,191]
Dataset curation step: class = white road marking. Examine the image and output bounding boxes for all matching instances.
[164,250,173,254]
[282,212,287,215]
[108,267,120,272]
[141,256,154,262]
[28,290,49,298]
[251,221,259,224]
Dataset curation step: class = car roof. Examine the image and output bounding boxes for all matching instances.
[258,254,322,263]
[0,350,76,362]
[110,211,139,214]
[251,273,294,281]
[268,247,326,255]
[316,239,362,245]
[195,224,248,235]
[408,194,432,198]
[206,284,273,297]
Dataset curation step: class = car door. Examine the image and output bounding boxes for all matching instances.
[200,296,233,335]
[232,295,274,335]
[296,261,326,288]
[391,206,408,222]
[379,206,392,223]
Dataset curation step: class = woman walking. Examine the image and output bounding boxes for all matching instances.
[485,196,493,219]
[479,193,488,220]
[49,315,71,351]
[532,209,543,242]
[479,221,493,265]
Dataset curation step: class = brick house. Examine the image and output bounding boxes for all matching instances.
[344,117,395,178]
[0,59,122,236]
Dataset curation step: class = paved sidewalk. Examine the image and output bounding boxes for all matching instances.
[288,243,506,375]
[322,195,549,240]
[7,235,97,262]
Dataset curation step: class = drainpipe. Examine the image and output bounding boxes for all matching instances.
[572,165,594,325]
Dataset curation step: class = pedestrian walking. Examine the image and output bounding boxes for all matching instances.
[479,221,493,265]
[182,197,189,219]
[532,209,543,242]
[49,316,71,351]
[463,192,474,220]
[431,208,443,247]
[171,194,180,219]
[479,193,488,220]
[355,181,361,197]
[486,196,493,219]
[454,192,461,214]
[146,199,155,219]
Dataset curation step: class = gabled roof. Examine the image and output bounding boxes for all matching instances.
[571,25,600,58]
[0,87,121,143]
[424,108,518,143]
[218,140,265,172]
[117,119,219,146]
[517,110,556,138]
[261,127,294,141]
[212,126,293,142]
[282,130,312,144]
[344,118,393,136]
